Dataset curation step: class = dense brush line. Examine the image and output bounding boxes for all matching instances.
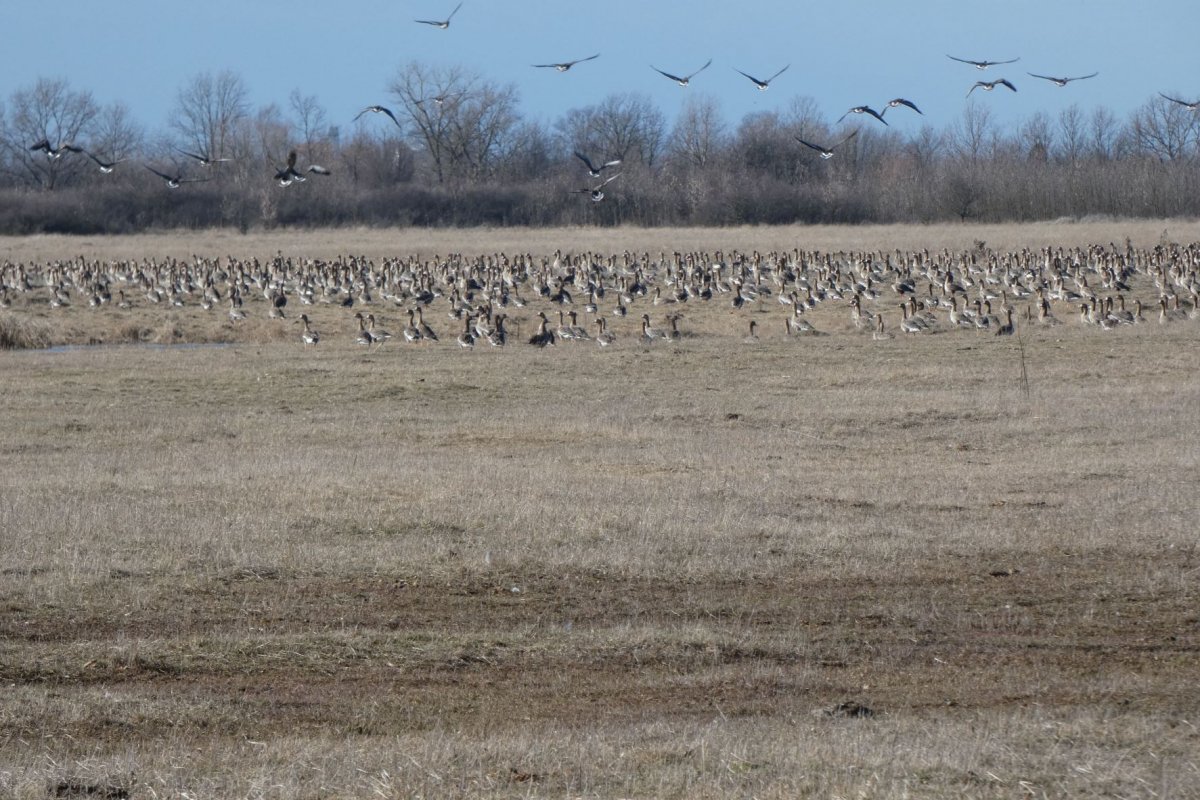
[1,157,1200,234]
[3,71,1200,232]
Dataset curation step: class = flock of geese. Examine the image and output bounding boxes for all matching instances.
[37,2,1195,202]
[3,239,1198,350]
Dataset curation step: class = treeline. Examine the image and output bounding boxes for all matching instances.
[2,67,1199,233]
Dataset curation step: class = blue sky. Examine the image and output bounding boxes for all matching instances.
[7,1,1199,137]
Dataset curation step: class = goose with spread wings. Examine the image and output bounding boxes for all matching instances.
[1158,93,1200,111]
[574,152,621,178]
[415,2,462,29]
[571,172,621,202]
[176,148,231,167]
[30,140,83,159]
[837,105,888,126]
[733,64,789,91]
[947,55,1019,70]
[967,78,1017,97]
[84,151,125,173]
[145,165,209,188]
[1027,71,1098,87]
[354,105,402,128]
[274,150,331,186]
[795,130,858,160]
[534,54,600,72]
[882,98,923,117]
[651,59,713,87]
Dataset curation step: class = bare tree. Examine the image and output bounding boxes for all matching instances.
[169,70,249,161]
[87,101,143,166]
[288,89,329,157]
[1056,104,1086,165]
[389,62,521,183]
[558,93,667,168]
[669,95,727,168]
[0,77,100,189]
[1019,112,1054,163]
[1087,107,1120,161]
[1128,95,1200,160]
[734,111,798,179]
[947,101,999,164]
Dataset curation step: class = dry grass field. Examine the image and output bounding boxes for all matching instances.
[5,218,1200,264]
[1,223,1199,798]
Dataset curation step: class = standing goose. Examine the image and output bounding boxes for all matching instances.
[595,318,615,347]
[994,307,1015,336]
[416,307,438,341]
[355,312,377,345]
[228,295,246,322]
[456,316,475,348]
[640,314,668,343]
[568,310,590,339]
[299,314,320,346]
[369,313,393,343]
[487,314,508,346]
[528,311,555,346]
[402,309,422,342]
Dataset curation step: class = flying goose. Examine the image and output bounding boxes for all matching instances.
[947,55,1020,70]
[354,105,403,128]
[145,165,209,188]
[571,172,620,202]
[533,54,600,71]
[415,1,462,28]
[176,148,231,167]
[83,151,125,173]
[883,98,923,116]
[1159,93,1200,111]
[274,150,331,185]
[30,140,82,159]
[967,79,1017,97]
[1027,72,1098,87]
[837,106,888,126]
[574,151,621,177]
[794,130,858,159]
[651,58,713,87]
[733,64,789,91]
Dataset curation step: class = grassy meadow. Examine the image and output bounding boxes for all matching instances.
[1,223,1199,798]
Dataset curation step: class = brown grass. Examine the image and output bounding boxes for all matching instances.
[1,224,1198,798]
[4,217,1200,263]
